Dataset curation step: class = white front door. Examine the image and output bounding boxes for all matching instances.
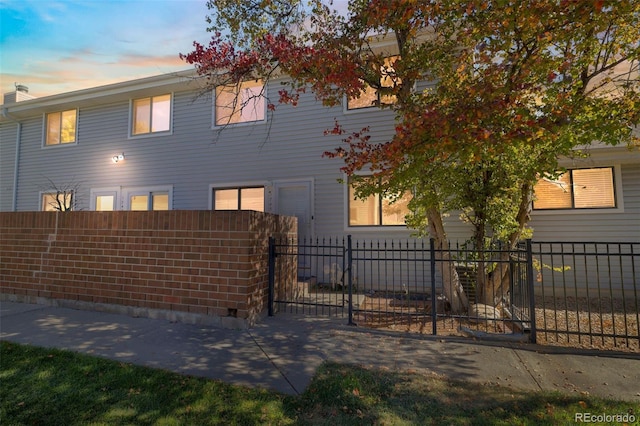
[274,179,313,241]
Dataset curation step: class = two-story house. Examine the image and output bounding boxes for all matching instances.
[1,69,639,244]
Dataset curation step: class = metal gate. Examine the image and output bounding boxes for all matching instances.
[268,236,355,319]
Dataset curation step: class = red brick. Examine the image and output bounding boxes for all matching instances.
[0,210,296,322]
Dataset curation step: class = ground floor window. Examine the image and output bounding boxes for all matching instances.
[90,187,172,211]
[119,186,173,211]
[90,188,120,211]
[533,167,616,210]
[348,176,410,226]
[129,192,169,211]
[95,195,115,211]
[41,192,73,211]
[213,186,264,211]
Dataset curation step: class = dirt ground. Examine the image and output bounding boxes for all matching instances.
[354,295,639,353]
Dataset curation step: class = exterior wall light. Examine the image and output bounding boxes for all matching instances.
[112,153,125,163]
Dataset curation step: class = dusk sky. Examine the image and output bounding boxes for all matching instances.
[1,0,350,101]
[1,0,215,99]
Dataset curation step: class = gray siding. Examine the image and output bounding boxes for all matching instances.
[529,162,640,243]
[0,121,17,211]
[1,82,406,240]
[1,75,638,245]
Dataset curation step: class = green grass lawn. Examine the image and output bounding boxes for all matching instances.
[1,341,637,425]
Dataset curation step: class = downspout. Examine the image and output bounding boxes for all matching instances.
[2,107,22,211]
[12,122,22,211]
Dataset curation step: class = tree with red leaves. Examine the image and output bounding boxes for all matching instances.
[183,0,639,311]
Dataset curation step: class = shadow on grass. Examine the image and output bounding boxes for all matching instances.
[1,342,636,426]
[295,363,638,426]
[0,341,295,425]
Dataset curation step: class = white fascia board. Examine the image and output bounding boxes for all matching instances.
[1,69,201,118]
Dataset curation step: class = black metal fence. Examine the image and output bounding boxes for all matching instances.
[531,241,639,350]
[268,237,349,318]
[268,237,639,351]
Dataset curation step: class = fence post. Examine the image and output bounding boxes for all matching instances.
[347,235,355,326]
[268,237,276,317]
[526,239,537,343]
[430,238,437,335]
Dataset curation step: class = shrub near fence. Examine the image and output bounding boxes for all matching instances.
[0,211,296,328]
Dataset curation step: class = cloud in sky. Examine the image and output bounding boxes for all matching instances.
[1,0,351,100]
[1,0,212,98]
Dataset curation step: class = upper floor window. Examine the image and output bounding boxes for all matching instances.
[215,80,265,126]
[45,109,77,145]
[347,56,400,110]
[348,176,410,226]
[533,167,616,210]
[41,192,73,211]
[213,186,265,211]
[131,94,171,136]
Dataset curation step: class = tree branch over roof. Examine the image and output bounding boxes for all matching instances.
[182,0,639,308]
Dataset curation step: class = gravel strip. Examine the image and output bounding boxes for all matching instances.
[356,296,639,352]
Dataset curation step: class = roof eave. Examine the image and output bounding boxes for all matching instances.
[1,69,201,120]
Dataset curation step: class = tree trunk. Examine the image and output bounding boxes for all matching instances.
[427,207,469,313]
[478,252,511,305]
[476,184,533,305]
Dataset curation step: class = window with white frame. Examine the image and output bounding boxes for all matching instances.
[347,56,400,110]
[128,192,169,211]
[131,94,171,135]
[90,188,119,211]
[215,80,265,126]
[348,176,410,226]
[41,192,73,211]
[533,167,616,210]
[45,109,77,145]
[213,187,265,211]
[95,195,115,211]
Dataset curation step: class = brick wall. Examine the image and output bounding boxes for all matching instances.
[0,210,296,328]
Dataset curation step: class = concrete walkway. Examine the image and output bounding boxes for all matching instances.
[1,301,638,401]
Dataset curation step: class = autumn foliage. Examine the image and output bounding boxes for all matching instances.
[183,1,639,307]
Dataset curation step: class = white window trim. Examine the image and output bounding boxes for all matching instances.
[90,187,121,211]
[122,186,173,210]
[343,173,410,231]
[209,181,268,211]
[41,109,79,148]
[532,165,624,216]
[128,93,174,139]
[39,190,75,211]
[211,83,267,129]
